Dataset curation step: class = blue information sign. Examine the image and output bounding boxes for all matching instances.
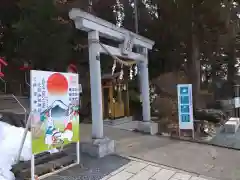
[177,84,194,130]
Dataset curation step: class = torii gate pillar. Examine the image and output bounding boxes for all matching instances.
[88,30,104,139]
[70,9,158,158]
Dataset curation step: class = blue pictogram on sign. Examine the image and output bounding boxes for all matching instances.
[180,87,188,95]
[180,96,189,104]
[181,114,190,122]
[181,105,189,113]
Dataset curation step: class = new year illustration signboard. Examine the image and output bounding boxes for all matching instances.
[30,70,79,154]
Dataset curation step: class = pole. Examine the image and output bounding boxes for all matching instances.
[134,0,139,34]
[16,112,32,163]
[31,154,35,180]
[76,141,80,164]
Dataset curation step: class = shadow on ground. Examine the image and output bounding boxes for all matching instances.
[44,154,130,180]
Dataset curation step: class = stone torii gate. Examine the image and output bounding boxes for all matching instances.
[69,9,157,158]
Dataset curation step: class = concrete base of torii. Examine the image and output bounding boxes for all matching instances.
[137,121,158,135]
[81,137,115,158]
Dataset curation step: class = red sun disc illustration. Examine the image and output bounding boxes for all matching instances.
[47,73,68,95]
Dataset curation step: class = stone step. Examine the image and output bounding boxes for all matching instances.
[0,94,29,110]
[229,117,240,124]
[12,144,77,179]
[224,117,240,133]
[0,94,28,100]
[0,112,27,128]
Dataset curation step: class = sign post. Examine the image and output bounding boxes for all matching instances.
[30,70,80,179]
[177,84,194,139]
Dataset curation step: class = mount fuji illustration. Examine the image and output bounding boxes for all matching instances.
[41,100,73,118]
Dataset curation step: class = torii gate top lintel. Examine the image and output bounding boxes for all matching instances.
[69,8,155,50]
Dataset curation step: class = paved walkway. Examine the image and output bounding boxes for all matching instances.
[80,124,240,180]
[45,154,216,180]
[101,157,216,180]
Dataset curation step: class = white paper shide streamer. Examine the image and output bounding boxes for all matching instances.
[119,63,124,80]
[112,60,116,75]
[134,64,138,76]
[129,66,133,80]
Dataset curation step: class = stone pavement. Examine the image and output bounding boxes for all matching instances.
[101,157,217,180]
[80,124,240,180]
[44,154,217,180]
